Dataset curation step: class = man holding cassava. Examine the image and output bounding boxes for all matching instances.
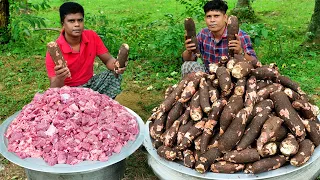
[45,2,127,99]
[182,0,257,76]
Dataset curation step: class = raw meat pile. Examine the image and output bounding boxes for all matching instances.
[5,86,139,166]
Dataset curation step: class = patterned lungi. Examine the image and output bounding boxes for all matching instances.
[82,70,122,99]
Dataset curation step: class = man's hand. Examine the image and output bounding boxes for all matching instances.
[228,34,243,55]
[185,38,197,53]
[114,65,126,75]
[54,64,70,80]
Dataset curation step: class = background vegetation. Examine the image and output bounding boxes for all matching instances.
[0,0,319,179]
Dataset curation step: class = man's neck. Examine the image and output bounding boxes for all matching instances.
[211,26,226,41]
[64,33,81,46]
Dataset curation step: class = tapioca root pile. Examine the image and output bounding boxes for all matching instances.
[148,54,320,174]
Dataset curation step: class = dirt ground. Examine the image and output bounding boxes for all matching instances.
[0,90,162,180]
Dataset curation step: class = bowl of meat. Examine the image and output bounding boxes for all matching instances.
[0,86,145,180]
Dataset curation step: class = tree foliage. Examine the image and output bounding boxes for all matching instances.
[3,0,50,43]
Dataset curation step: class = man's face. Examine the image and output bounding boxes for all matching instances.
[204,10,227,33]
[62,13,84,38]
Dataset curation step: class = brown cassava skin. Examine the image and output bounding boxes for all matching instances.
[157,77,188,118]
[195,148,222,173]
[193,149,202,162]
[219,95,244,135]
[251,67,279,80]
[234,77,246,96]
[292,99,319,119]
[184,18,200,57]
[270,126,288,142]
[183,150,195,168]
[199,77,212,113]
[257,83,283,102]
[162,120,181,147]
[256,116,283,156]
[256,80,273,90]
[114,43,129,77]
[211,161,245,173]
[201,99,227,153]
[284,88,302,102]
[231,61,254,79]
[174,147,184,161]
[236,108,272,151]
[216,66,232,92]
[115,43,129,68]
[164,85,175,99]
[177,106,191,125]
[208,85,220,103]
[244,155,287,174]
[177,120,194,145]
[179,119,206,150]
[247,99,274,122]
[300,119,320,146]
[218,107,252,152]
[290,139,315,167]
[166,101,184,130]
[149,113,167,139]
[47,41,67,68]
[179,72,203,103]
[280,133,299,156]
[227,15,239,58]
[207,131,221,149]
[224,148,260,163]
[276,75,305,95]
[190,91,203,121]
[152,138,163,149]
[157,145,177,161]
[270,91,307,141]
[244,76,257,108]
[199,128,213,153]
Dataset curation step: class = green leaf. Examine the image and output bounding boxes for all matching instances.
[23,29,31,36]
[33,4,39,11]
[262,29,268,38]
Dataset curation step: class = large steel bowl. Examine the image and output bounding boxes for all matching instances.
[0,107,145,180]
[144,118,320,180]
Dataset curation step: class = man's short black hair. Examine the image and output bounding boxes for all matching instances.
[59,2,84,24]
[203,0,228,14]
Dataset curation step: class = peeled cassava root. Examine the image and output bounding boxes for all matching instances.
[148,36,319,175]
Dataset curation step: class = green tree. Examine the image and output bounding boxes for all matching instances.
[1,0,50,43]
[230,0,256,23]
[0,0,10,43]
[307,0,320,44]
